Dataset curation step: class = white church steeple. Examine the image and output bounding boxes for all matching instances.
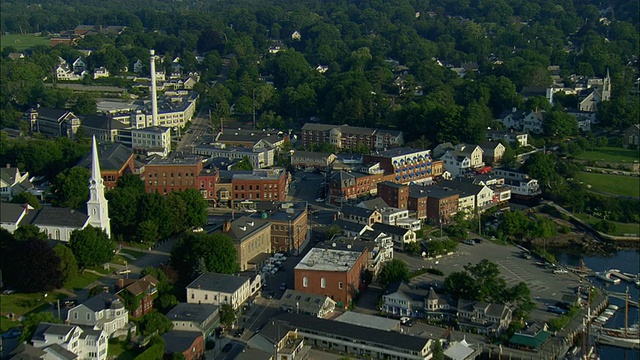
[87,136,111,237]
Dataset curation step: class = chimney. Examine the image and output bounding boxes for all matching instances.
[117,278,124,289]
[150,49,159,126]
[223,220,231,232]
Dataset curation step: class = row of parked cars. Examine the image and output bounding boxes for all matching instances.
[260,253,288,275]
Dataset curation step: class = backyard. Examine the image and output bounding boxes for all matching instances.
[0,292,66,332]
[577,146,640,163]
[1,33,50,50]
[578,171,640,199]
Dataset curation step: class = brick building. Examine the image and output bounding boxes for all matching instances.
[300,123,403,151]
[328,170,393,205]
[231,169,287,204]
[425,188,459,224]
[115,275,158,318]
[142,156,203,194]
[377,181,409,209]
[77,142,135,191]
[408,185,430,220]
[257,202,308,253]
[294,246,369,308]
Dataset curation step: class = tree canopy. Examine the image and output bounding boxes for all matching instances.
[170,232,240,285]
[69,226,114,269]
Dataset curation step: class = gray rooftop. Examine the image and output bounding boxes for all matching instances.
[231,169,284,180]
[21,206,89,228]
[0,202,27,223]
[187,272,250,293]
[161,331,202,354]
[79,292,124,312]
[77,142,133,171]
[280,290,335,315]
[334,312,399,331]
[295,247,364,272]
[32,323,75,342]
[273,312,430,352]
[166,303,218,324]
[340,204,377,218]
[372,222,411,236]
[333,219,369,233]
[217,216,270,242]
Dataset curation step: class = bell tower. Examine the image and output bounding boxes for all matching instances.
[86,135,111,237]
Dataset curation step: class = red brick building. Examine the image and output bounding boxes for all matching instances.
[364,148,438,185]
[78,142,135,191]
[231,169,287,203]
[142,157,203,194]
[294,247,369,308]
[408,185,429,220]
[115,275,158,318]
[198,168,219,202]
[425,188,459,224]
[328,170,394,205]
[377,181,409,209]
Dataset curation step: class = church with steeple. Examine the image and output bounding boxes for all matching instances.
[579,69,611,112]
[0,136,111,241]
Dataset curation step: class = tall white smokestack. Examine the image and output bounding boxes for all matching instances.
[150,49,159,127]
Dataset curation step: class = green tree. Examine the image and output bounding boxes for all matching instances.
[233,156,254,171]
[139,312,173,336]
[326,225,341,239]
[172,353,186,360]
[177,189,208,228]
[116,174,146,192]
[443,271,478,300]
[219,304,236,328]
[54,244,79,284]
[73,93,97,115]
[20,312,61,343]
[3,236,62,291]
[378,259,409,288]
[171,232,240,284]
[432,341,445,360]
[13,224,48,242]
[137,220,160,244]
[10,191,42,209]
[69,226,114,269]
[544,111,578,138]
[51,166,91,209]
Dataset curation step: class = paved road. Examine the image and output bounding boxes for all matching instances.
[176,106,213,153]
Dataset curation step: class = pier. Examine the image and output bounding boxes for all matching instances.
[608,291,640,307]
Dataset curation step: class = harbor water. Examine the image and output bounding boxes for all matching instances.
[554,249,640,359]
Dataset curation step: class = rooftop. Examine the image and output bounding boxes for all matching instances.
[166,303,218,324]
[186,272,250,293]
[334,312,399,331]
[295,247,364,272]
[232,169,285,180]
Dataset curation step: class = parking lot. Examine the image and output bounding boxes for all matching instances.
[395,239,585,316]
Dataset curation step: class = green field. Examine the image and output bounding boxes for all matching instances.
[578,146,640,163]
[63,271,101,291]
[1,33,50,50]
[576,214,639,236]
[578,171,640,199]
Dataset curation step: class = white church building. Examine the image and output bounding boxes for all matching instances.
[0,136,111,241]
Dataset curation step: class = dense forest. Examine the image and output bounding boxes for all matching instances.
[1,0,638,146]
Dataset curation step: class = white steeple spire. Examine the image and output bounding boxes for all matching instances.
[87,135,111,238]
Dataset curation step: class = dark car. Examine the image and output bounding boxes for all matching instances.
[222,343,233,352]
[473,238,483,244]
[234,328,245,337]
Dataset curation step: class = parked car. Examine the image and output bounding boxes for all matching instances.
[463,240,475,245]
[400,317,413,327]
[234,328,245,337]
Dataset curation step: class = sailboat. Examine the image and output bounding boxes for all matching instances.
[595,287,640,350]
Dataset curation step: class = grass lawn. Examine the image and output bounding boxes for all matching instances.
[119,248,143,259]
[0,292,65,319]
[1,33,50,50]
[578,172,640,199]
[108,340,139,360]
[1,316,20,332]
[577,146,640,163]
[575,214,639,236]
[64,271,101,291]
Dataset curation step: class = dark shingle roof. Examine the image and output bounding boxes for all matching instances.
[334,219,368,233]
[43,344,78,360]
[340,204,376,218]
[187,272,249,293]
[35,107,71,121]
[80,292,124,312]
[9,343,47,360]
[80,115,127,130]
[77,142,133,172]
[372,223,410,236]
[166,303,218,324]
[273,312,430,352]
[32,323,75,342]
[162,331,203,354]
[21,206,89,228]
[0,203,27,223]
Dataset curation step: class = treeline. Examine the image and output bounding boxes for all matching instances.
[2,0,638,141]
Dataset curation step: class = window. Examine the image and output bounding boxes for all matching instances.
[303,277,308,287]
[339,282,343,289]
[191,293,195,299]
[321,278,326,288]
[87,313,91,320]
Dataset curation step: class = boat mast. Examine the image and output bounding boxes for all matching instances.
[625,286,629,337]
